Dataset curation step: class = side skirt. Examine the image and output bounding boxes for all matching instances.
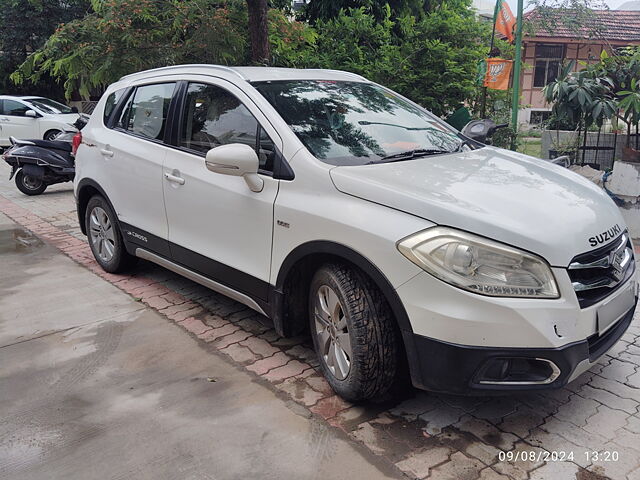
[135,248,268,317]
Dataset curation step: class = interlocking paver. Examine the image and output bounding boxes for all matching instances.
[395,446,451,479]
[419,406,465,436]
[427,451,485,480]
[491,442,546,480]
[600,358,638,384]
[583,405,629,440]
[263,360,309,382]
[239,336,280,358]
[220,342,258,364]
[246,351,290,375]
[275,377,325,406]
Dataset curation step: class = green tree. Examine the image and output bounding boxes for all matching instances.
[0,0,91,96]
[11,0,311,98]
[301,3,487,116]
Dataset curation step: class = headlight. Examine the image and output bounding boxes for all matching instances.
[397,227,559,298]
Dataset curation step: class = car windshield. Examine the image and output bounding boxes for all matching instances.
[254,80,464,166]
[25,97,73,114]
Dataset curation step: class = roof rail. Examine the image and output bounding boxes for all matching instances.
[319,69,367,81]
[119,64,245,82]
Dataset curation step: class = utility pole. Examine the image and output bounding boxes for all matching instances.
[510,0,524,149]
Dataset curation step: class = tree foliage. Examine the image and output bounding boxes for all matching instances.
[300,2,488,116]
[11,0,486,119]
[11,0,311,98]
[0,0,91,95]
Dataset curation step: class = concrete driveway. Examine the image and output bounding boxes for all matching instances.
[0,212,401,480]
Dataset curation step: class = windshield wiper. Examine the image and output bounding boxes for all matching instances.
[358,121,433,131]
[366,148,452,165]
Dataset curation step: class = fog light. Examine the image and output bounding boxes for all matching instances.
[476,357,560,385]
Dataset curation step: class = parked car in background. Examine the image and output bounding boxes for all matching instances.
[0,95,80,147]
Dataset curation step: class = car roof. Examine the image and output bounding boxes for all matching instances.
[119,64,368,83]
[0,95,43,100]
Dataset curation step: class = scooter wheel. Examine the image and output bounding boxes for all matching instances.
[15,170,47,196]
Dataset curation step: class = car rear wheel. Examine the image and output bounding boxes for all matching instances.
[85,195,137,273]
[15,170,47,196]
[309,263,400,402]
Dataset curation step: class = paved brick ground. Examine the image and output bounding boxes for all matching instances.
[1,166,640,480]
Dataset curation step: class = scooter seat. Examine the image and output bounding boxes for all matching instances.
[31,139,73,152]
[14,139,72,152]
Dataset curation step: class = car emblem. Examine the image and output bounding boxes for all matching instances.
[610,249,625,281]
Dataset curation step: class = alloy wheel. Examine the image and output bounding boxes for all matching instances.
[313,284,352,380]
[89,206,116,262]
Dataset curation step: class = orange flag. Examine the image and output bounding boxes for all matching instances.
[484,58,513,90]
[495,0,516,43]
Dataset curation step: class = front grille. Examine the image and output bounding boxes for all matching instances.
[568,233,635,308]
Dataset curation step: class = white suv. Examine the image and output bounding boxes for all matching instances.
[0,95,79,146]
[74,65,637,401]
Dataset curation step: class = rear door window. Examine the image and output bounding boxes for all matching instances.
[116,83,176,141]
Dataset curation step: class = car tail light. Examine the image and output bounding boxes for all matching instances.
[72,132,82,155]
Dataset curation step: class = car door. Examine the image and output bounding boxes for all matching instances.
[163,79,282,301]
[95,82,178,257]
[0,99,38,143]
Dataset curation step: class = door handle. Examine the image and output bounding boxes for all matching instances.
[164,172,185,185]
[100,149,114,157]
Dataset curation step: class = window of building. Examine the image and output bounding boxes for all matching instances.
[533,44,565,88]
[530,110,551,125]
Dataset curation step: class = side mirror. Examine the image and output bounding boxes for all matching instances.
[71,106,79,113]
[205,143,263,193]
[24,109,38,118]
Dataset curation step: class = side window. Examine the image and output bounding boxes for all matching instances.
[180,83,275,172]
[103,88,126,126]
[116,83,176,141]
[2,99,30,117]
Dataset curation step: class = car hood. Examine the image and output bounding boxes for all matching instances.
[329,147,625,266]
[43,113,79,123]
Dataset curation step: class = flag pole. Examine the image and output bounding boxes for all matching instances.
[510,0,524,149]
[480,1,500,118]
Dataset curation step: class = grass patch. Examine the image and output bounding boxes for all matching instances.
[518,138,542,158]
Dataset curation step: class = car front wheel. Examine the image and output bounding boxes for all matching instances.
[309,263,400,402]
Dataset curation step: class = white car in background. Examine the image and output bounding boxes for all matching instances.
[0,95,80,146]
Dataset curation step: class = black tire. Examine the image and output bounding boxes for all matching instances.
[43,129,61,141]
[85,195,137,273]
[15,170,47,196]
[309,263,400,402]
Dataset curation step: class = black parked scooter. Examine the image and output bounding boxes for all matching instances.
[2,114,88,196]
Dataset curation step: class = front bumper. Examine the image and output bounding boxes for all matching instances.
[402,297,636,394]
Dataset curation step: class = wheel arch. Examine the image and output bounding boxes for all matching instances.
[273,241,414,336]
[76,178,117,235]
[42,128,62,140]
